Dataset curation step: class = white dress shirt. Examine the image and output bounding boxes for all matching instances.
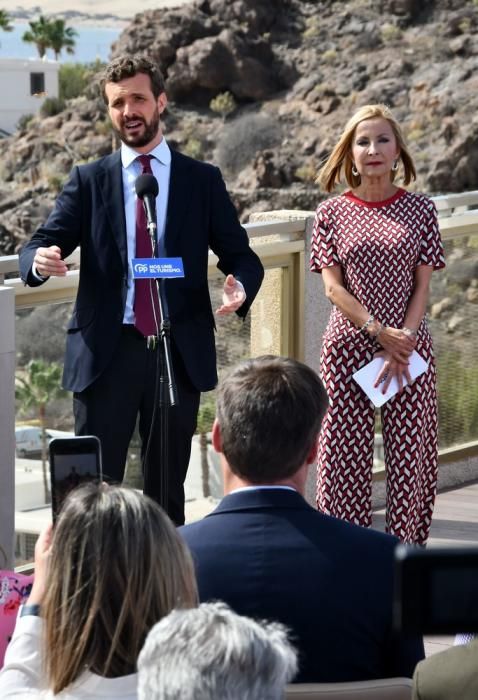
[121,138,172,324]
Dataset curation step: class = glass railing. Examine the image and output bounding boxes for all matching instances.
[2,194,478,566]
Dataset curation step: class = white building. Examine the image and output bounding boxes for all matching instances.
[0,57,59,134]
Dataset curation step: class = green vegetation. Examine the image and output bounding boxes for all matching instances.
[17,113,35,131]
[303,16,320,39]
[16,360,66,503]
[47,174,66,193]
[0,8,13,33]
[209,91,237,121]
[59,60,105,100]
[182,137,204,160]
[437,351,478,447]
[458,17,472,34]
[22,14,77,59]
[321,49,337,64]
[295,163,317,183]
[196,394,216,498]
[40,96,66,118]
[380,24,402,43]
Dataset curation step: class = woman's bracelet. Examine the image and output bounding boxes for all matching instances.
[359,315,375,333]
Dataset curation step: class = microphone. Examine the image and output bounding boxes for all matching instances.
[135,174,159,235]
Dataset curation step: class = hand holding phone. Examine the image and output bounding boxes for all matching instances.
[49,436,102,521]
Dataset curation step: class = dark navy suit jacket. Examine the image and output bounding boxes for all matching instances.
[19,149,264,393]
[180,488,424,683]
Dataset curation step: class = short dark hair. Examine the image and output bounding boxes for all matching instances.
[99,55,166,103]
[216,355,328,482]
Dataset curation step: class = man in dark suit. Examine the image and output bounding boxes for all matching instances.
[19,55,264,525]
[180,356,424,683]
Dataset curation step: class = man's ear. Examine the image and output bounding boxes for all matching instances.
[211,418,222,453]
[157,92,168,115]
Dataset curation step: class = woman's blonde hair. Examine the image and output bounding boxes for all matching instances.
[317,103,416,193]
[43,483,197,694]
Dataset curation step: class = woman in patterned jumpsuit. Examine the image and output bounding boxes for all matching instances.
[310,104,445,544]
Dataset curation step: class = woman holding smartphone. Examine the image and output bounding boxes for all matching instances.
[0,483,197,699]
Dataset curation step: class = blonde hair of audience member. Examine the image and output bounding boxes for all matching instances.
[137,602,298,700]
[43,483,197,694]
[317,103,417,193]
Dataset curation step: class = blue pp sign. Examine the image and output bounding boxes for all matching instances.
[132,258,185,279]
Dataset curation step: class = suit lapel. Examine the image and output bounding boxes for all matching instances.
[96,151,128,270]
[165,150,192,255]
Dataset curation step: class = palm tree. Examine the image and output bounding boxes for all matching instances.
[48,18,77,60]
[196,394,216,498]
[0,9,13,33]
[16,359,66,504]
[22,15,50,58]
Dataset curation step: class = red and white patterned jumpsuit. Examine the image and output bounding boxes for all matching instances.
[310,188,445,544]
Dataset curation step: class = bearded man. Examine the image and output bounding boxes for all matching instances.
[19,55,264,524]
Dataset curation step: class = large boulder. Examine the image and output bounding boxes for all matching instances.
[167,29,286,101]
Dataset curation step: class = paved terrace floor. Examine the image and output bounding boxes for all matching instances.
[186,480,478,658]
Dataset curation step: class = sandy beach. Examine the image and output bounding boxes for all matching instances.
[1,0,193,23]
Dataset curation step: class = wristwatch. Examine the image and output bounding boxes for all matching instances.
[20,604,41,617]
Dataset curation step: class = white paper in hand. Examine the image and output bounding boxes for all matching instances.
[352,350,429,407]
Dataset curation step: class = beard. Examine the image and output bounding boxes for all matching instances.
[114,107,161,148]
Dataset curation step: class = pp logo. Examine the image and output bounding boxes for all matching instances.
[134,263,148,274]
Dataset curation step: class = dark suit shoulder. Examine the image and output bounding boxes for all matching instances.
[75,151,121,177]
[171,149,221,177]
[181,491,398,559]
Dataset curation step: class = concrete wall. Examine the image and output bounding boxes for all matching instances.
[0,57,59,133]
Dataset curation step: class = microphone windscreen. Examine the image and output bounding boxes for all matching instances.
[135,173,159,199]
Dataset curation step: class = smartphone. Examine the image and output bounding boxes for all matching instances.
[394,544,478,635]
[49,435,102,521]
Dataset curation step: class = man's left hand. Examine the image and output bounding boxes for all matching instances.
[216,274,246,315]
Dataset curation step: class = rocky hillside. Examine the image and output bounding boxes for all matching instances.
[1,0,478,255]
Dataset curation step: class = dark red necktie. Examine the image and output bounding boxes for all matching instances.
[134,154,160,337]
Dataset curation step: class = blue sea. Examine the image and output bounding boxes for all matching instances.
[0,22,122,63]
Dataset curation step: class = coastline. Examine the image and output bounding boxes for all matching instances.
[0,0,193,25]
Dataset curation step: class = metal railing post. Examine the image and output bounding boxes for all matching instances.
[0,285,16,568]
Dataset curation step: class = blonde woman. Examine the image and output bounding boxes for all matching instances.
[0,483,197,698]
[310,104,445,544]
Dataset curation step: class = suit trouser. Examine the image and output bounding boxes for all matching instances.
[73,326,201,525]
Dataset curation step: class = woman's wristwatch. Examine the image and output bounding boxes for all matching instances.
[20,604,41,617]
[403,326,418,339]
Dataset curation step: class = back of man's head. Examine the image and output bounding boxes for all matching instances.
[216,355,328,482]
[137,602,297,700]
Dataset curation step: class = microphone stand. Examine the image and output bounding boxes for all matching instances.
[143,215,179,513]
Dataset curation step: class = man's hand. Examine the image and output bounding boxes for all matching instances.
[216,274,246,315]
[33,245,68,278]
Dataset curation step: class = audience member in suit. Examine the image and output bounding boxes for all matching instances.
[412,639,478,700]
[180,355,424,683]
[137,602,297,700]
[18,54,264,525]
